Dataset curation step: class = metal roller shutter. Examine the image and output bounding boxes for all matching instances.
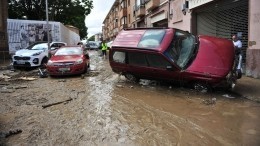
[196,0,248,63]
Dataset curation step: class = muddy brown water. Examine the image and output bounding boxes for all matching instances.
[0,51,260,145]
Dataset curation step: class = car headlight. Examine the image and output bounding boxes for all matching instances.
[47,60,53,66]
[75,59,83,65]
[32,52,42,56]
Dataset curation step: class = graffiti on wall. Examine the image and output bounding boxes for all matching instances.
[7,21,60,53]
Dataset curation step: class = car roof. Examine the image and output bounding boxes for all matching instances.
[112,27,174,52]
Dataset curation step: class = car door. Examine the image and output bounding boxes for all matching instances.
[127,52,154,79]
[145,53,180,81]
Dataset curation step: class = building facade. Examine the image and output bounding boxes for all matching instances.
[0,0,9,60]
[103,0,260,78]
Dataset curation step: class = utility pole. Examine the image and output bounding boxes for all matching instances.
[45,0,50,53]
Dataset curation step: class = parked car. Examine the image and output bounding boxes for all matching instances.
[12,42,66,68]
[86,41,99,50]
[46,46,90,76]
[49,42,67,55]
[109,28,241,89]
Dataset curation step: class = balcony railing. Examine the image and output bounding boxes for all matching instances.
[146,0,160,11]
[120,24,128,30]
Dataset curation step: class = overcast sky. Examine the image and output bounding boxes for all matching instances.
[85,0,114,39]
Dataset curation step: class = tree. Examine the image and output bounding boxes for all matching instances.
[88,35,95,41]
[8,0,93,39]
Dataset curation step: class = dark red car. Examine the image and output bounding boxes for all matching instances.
[109,28,241,89]
[46,46,90,76]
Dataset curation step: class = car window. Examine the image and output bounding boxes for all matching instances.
[165,30,196,69]
[113,51,126,63]
[128,52,147,66]
[55,47,82,55]
[146,54,171,69]
[30,43,47,50]
[138,30,165,48]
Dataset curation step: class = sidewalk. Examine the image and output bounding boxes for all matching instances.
[233,76,260,102]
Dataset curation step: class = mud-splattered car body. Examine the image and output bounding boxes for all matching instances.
[109,28,240,88]
[46,46,89,76]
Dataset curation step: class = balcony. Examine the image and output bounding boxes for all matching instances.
[146,0,160,11]
[135,5,145,17]
[119,7,127,17]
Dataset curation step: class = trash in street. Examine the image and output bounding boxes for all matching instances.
[202,98,217,105]
[222,94,235,99]
[19,77,37,81]
[116,84,124,88]
[42,98,73,109]
[58,79,66,82]
[38,68,48,78]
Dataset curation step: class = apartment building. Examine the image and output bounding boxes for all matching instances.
[103,0,260,78]
[0,0,9,59]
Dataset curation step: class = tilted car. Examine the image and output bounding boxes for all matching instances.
[46,46,90,76]
[12,42,67,68]
[109,28,241,89]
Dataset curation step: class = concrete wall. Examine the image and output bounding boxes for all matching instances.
[168,0,191,32]
[246,0,260,78]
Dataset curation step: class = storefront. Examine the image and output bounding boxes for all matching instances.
[191,0,249,62]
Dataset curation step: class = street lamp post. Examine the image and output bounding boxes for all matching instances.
[45,0,50,52]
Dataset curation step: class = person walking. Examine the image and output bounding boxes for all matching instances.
[101,41,108,59]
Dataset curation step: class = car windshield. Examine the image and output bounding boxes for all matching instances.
[55,47,82,56]
[165,30,196,69]
[28,43,47,50]
[137,29,165,48]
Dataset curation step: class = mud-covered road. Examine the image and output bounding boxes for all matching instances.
[1,51,260,145]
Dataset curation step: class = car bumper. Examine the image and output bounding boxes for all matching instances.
[12,56,41,67]
[47,64,86,75]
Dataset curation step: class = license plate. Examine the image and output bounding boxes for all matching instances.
[17,60,25,64]
[59,68,70,71]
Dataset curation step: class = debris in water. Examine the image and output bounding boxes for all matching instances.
[58,79,66,82]
[116,85,124,88]
[42,98,72,109]
[222,94,235,99]
[19,77,37,81]
[202,98,216,105]
[0,129,22,138]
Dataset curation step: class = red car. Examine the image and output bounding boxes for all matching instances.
[46,46,90,76]
[109,28,241,89]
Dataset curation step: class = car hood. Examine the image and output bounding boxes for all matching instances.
[15,49,43,56]
[50,55,82,62]
[186,35,235,77]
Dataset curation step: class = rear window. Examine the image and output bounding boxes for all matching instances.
[55,47,82,56]
[138,30,165,48]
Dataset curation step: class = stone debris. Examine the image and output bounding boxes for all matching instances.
[202,98,217,105]
[19,77,37,81]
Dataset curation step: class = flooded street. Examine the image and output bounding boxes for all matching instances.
[1,51,260,145]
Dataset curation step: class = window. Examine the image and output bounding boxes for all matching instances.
[121,0,127,9]
[146,54,171,69]
[113,51,126,63]
[138,30,166,48]
[121,17,127,25]
[128,52,147,66]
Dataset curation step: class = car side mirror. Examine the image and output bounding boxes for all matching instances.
[166,66,174,71]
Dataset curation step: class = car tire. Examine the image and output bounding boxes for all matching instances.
[41,57,48,67]
[125,73,139,83]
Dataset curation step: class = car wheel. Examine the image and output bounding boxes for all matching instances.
[124,73,139,83]
[41,57,48,67]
